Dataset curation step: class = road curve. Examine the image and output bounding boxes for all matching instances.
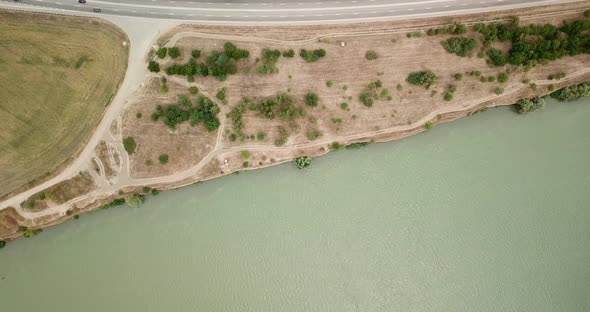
[0,0,576,23]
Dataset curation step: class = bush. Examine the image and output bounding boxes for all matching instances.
[440,37,477,56]
[550,82,590,101]
[427,22,467,36]
[125,194,143,207]
[424,122,433,129]
[100,198,125,209]
[497,72,509,83]
[257,132,266,140]
[453,73,463,81]
[443,92,453,101]
[168,47,180,58]
[448,84,457,93]
[242,161,249,168]
[365,50,379,60]
[299,49,326,62]
[516,96,545,113]
[406,70,437,88]
[189,86,199,94]
[494,87,505,95]
[159,154,169,164]
[305,92,319,107]
[282,49,295,57]
[123,137,136,155]
[346,142,369,149]
[159,84,168,94]
[585,9,590,18]
[147,60,160,73]
[326,80,333,87]
[274,127,289,146]
[241,150,250,159]
[191,49,201,58]
[0,240,6,249]
[306,130,322,140]
[151,96,220,131]
[487,48,507,66]
[340,102,348,110]
[155,47,167,59]
[293,156,312,169]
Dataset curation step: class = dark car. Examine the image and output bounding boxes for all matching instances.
[79,0,86,3]
[93,8,101,13]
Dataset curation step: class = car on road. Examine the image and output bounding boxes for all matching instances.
[93,8,101,13]
[79,0,86,4]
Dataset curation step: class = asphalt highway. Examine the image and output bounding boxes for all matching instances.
[1,0,568,22]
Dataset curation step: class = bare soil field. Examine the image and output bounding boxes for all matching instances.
[0,10,128,198]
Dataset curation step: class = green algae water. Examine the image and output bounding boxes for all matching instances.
[1,98,589,311]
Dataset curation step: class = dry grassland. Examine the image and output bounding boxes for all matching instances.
[0,10,128,198]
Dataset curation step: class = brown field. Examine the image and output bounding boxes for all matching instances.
[122,3,590,180]
[0,10,128,198]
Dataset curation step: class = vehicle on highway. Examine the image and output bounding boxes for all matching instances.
[93,8,101,13]
[79,0,86,4]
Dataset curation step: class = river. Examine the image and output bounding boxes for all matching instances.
[1,98,589,311]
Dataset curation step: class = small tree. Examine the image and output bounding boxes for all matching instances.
[444,92,453,101]
[125,194,143,207]
[0,240,6,249]
[147,61,160,73]
[168,47,180,58]
[123,137,136,155]
[305,92,319,107]
[497,72,509,83]
[293,156,312,169]
[155,47,167,59]
[282,49,295,57]
[189,86,199,94]
[406,70,437,89]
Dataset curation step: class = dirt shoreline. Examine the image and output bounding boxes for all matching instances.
[2,2,590,241]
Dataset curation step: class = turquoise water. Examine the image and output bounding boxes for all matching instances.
[1,99,589,311]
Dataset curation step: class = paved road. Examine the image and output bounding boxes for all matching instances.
[1,0,571,22]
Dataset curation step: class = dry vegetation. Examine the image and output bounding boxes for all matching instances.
[123,3,590,180]
[0,10,128,198]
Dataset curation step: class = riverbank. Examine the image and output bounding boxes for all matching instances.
[1,98,588,311]
[2,2,590,241]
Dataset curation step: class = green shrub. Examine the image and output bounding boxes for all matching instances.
[497,72,509,83]
[159,84,168,94]
[448,84,457,93]
[340,102,348,110]
[242,161,249,168]
[274,127,289,146]
[550,82,590,101]
[305,92,319,107]
[151,189,160,196]
[168,47,180,58]
[516,96,545,113]
[282,49,295,57]
[293,156,312,169]
[191,49,201,58]
[306,129,322,141]
[299,49,326,62]
[444,92,453,101]
[136,112,142,119]
[440,37,477,57]
[189,86,199,94]
[123,137,136,155]
[159,154,169,164]
[330,142,342,150]
[453,73,463,81]
[216,88,227,104]
[100,198,125,209]
[125,194,143,207]
[155,47,167,59]
[365,50,379,60]
[256,132,266,140]
[150,96,220,131]
[494,87,505,95]
[147,60,160,73]
[424,122,434,129]
[0,240,7,249]
[326,80,333,87]
[241,150,250,159]
[487,48,507,66]
[585,9,590,18]
[427,22,467,36]
[406,70,437,88]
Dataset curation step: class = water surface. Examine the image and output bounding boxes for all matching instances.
[1,98,589,311]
